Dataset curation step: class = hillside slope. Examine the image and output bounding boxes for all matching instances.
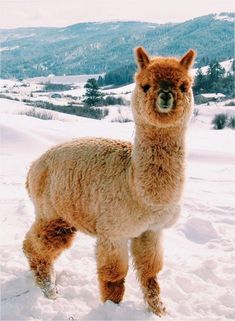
[0,98,235,320]
[1,13,234,79]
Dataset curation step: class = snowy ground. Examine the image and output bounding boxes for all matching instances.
[0,98,235,321]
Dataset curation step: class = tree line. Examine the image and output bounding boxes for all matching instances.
[97,64,136,87]
[83,59,235,109]
[97,59,235,98]
[194,60,235,97]
[83,78,126,107]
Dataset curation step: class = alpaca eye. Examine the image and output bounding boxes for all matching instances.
[141,84,151,93]
[180,83,186,93]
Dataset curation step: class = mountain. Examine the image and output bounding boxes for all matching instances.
[0,12,234,79]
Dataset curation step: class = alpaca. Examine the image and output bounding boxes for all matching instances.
[23,46,196,316]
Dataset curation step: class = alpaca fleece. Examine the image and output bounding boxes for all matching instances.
[23,46,196,316]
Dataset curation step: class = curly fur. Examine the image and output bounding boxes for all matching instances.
[23,46,196,316]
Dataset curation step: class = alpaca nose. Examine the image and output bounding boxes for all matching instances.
[156,90,174,112]
[159,92,172,102]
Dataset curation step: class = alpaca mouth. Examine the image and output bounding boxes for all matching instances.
[156,99,174,113]
[157,103,173,111]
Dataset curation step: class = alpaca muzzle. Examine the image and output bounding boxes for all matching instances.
[156,91,174,113]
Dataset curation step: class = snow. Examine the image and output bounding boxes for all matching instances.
[201,93,225,99]
[220,59,234,74]
[214,14,235,22]
[26,74,101,85]
[0,79,22,87]
[0,46,19,52]
[182,218,219,244]
[103,105,133,122]
[103,83,135,101]
[1,98,235,321]
[192,58,234,76]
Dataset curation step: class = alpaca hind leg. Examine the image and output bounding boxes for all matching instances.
[131,230,166,316]
[96,238,128,304]
[23,218,76,299]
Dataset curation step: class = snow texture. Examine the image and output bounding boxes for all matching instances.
[0,97,235,321]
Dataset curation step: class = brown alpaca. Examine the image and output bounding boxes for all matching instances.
[23,46,196,316]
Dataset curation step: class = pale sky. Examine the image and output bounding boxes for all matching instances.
[0,0,234,29]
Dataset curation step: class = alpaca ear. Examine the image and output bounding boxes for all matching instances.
[180,49,196,69]
[135,47,150,69]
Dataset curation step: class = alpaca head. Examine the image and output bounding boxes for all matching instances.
[132,47,196,128]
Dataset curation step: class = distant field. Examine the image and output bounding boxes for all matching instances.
[26,74,101,84]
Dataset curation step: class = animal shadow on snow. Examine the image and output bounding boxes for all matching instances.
[79,300,153,321]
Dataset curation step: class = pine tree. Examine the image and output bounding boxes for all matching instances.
[194,68,207,94]
[222,72,234,96]
[207,62,225,93]
[97,76,104,87]
[82,78,103,107]
[232,59,235,72]
[194,61,234,97]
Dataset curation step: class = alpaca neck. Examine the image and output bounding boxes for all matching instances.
[131,124,186,207]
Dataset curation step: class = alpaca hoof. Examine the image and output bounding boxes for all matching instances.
[149,300,167,317]
[35,270,58,299]
[42,285,58,300]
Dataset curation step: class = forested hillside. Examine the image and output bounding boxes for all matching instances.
[1,13,234,79]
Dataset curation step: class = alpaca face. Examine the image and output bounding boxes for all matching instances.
[132,47,196,127]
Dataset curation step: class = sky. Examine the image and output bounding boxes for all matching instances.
[0,0,234,29]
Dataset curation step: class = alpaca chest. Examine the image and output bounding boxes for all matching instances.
[95,201,181,240]
[147,203,181,232]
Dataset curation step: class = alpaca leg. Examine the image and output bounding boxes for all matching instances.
[23,218,76,299]
[96,238,128,304]
[131,230,166,316]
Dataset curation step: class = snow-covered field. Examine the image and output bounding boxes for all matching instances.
[1,98,235,321]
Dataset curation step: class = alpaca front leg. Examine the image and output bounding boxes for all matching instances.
[96,238,128,304]
[131,230,166,316]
